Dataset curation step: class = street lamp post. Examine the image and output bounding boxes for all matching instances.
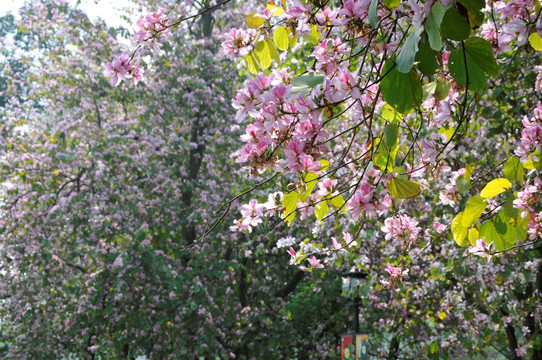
[340,269,369,334]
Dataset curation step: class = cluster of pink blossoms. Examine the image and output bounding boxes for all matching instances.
[133,9,171,51]
[515,105,542,162]
[229,199,266,233]
[381,213,422,248]
[381,264,408,288]
[104,10,172,87]
[346,179,390,218]
[103,53,144,87]
[221,28,256,61]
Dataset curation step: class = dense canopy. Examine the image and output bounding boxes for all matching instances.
[0,0,541,359]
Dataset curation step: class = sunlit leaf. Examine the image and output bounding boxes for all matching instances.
[529,32,542,51]
[504,156,523,183]
[245,52,260,74]
[452,212,469,247]
[479,220,504,251]
[246,13,265,28]
[461,196,487,227]
[273,26,289,51]
[480,178,511,199]
[282,191,299,222]
[387,177,421,199]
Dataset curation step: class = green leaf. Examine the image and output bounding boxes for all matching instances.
[494,210,518,246]
[273,26,289,51]
[369,0,378,28]
[452,212,469,247]
[267,39,281,64]
[381,59,423,114]
[456,175,471,193]
[305,24,320,44]
[434,79,451,100]
[384,123,399,148]
[383,0,401,9]
[529,32,542,51]
[468,227,479,246]
[425,2,445,50]
[254,40,273,69]
[504,156,523,183]
[415,42,437,77]
[289,35,298,49]
[479,220,504,251]
[504,194,519,219]
[480,178,511,199]
[458,0,485,11]
[463,37,499,76]
[329,195,347,214]
[300,172,318,201]
[458,0,485,28]
[245,53,260,74]
[396,27,424,73]
[449,47,487,92]
[431,341,440,354]
[440,7,470,41]
[387,177,421,199]
[315,200,329,221]
[282,191,299,222]
[319,159,330,172]
[290,74,324,95]
[380,103,404,123]
[374,137,398,172]
[246,13,265,29]
[461,196,487,227]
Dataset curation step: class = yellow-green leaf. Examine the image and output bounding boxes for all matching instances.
[479,220,504,250]
[282,191,299,222]
[244,53,260,74]
[380,103,404,124]
[468,227,479,247]
[329,195,347,214]
[267,39,280,64]
[305,24,319,44]
[254,40,272,69]
[529,32,542,51]
[462,196,487,227]
[315,200,329,221]
[319,159,330,172]
[300,172,318,201]
[273,26,289,51]
[246,13,265,28]
[504,156,523,183]
[480,178,511,199]
[452,212,469,247]
[289,35,298,49]
[266,2,285,16]
[387,177,421,199]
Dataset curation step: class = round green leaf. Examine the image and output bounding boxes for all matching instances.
[461,196,487,227]
[387,177,421,199]
[448,48,487,92]
[464,37,499,76]
[381,59,423,114]
[273,26,289,51]
[504,156,523,182]
[440,7,470,41]
[452,212,469,247]
[415,42,437,77]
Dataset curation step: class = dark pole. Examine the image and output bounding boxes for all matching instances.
[340,270,368,334]
[354,296,360,334]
